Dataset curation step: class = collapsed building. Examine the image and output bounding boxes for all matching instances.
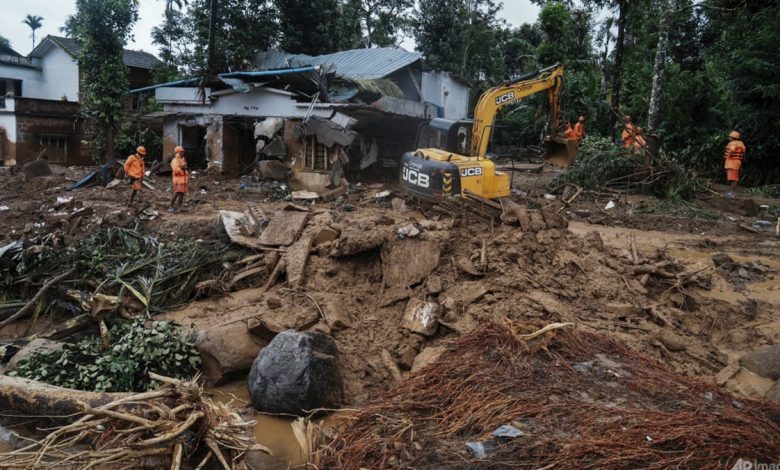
[143,47,469,190]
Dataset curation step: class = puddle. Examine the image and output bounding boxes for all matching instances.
[205,381,308,467]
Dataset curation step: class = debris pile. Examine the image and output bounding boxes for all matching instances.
[0,373,269,469]
[316,322,780,469]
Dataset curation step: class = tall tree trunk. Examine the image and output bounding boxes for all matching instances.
[647,0,673,133]
[611,0,627,138]
[206,0,219,77]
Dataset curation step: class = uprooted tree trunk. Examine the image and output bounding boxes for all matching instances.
[0,373,269,469]
[0,375,129,417]
[647,0,675,134]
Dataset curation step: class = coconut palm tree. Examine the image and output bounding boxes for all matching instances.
[23,14,44,50]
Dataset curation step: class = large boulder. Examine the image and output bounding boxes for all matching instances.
[740,345,780,380]
[248,330,342,415]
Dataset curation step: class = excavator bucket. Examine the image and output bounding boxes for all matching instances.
[543,136,578,167]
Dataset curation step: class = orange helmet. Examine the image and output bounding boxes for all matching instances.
[578,115,585,121]
[136,146,147,155]
[729,130,740,139]
[174,146,185,154]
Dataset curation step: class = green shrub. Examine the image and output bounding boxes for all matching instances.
[8,319,201,392]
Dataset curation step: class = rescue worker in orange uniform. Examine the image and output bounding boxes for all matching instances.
[723,130,746,198]
[564,121,577,141]
[621,116,635,148]
[634,127,647,153]
[169,146,189,212]
[124,146,146,206]
[573,115,585,144]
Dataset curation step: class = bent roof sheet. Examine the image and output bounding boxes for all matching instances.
[33,36,159,70]
[255,47,422,80]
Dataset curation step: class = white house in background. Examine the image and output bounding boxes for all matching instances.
[0,36,158,166]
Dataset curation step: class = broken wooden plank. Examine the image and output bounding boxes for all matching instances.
[286,235,313,287]
[258,211,309,247]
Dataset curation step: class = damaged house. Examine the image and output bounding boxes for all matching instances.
[145,47,468,190]
[0,36,158,166]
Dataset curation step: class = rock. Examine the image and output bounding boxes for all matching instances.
[396,224,420,239]
[398,345,417,370]
[604,302,634,316]
[196,323,265,383]
[248,330,342,415]
[402,298,441,336]
[382,239,440,288]
[584,231,604,250]
[711,252,734,267]
[529,211,547,232]
[258,211,309,246]
[765,380,780,405]
[418,219,446,231]
[257,160,290,181]
[411,346,446,372]
[426,275,443,294]
[725,367,775,399]
[21,160,51,178]
[291,190,319,201]
[312,227,340,246]
[456,257,484,276]
[391,197,407,212]
[266,296,282,309]
[739,345,780,380]
[321,300,354,330]
[0,425,19,451]
[246,449,290,470]
[381,349,403,382]
[657,331,687,352]
[541,209,567,229]
[443,281,489,306]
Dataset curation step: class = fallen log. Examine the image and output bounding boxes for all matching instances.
[0,375,130,417]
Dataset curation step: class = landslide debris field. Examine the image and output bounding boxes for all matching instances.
[1,163,779,468]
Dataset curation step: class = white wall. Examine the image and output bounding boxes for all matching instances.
[37,47,79,101]
[422,71,469,120]
[0,47,79,102]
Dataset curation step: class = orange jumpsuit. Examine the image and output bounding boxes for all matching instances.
[564,124,577,141]
[622,123,635,148]
[124,154,145,190]
[724,140,746,182]
[573,122,585,143]
[171,154,189,193]
[634,134,646,150]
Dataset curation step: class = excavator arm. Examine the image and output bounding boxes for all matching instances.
[469,64,564,158]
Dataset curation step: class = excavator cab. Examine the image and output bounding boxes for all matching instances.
[415,118,474,155]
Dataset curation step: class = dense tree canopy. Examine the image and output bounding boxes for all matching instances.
[142,0,778,184]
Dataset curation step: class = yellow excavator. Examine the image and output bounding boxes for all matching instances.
[400,64,575,202]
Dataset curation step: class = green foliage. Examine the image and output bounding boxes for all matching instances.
[635,198,719,220]
[114,123,163,162]
[71,0,139,162]
[746,185,780,198]
[8,319,201,392]
[182,0,278,74]
[338,0,413,49]
[22,14,44,49]
[277,0,347,54]
[549,136,639,189]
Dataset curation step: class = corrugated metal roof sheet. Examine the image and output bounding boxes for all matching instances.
[38,36,159,70]
[254,47,422,80]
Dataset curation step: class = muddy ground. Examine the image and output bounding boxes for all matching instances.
[1,163,779,465]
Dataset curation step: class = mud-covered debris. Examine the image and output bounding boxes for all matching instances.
[196,322,264,383]
[402,298,441,336]
[426,274,443,294]
[765,380,780,405]
[657,330,687,352]
[604,302,634,316]
[257,159,291,181]
[491,424,525,440]
[456,257,484,276]
[330,226,390,257]
[397,223,420,238]
[711,252,734,267]
[313,227,340,246]
[258,211,309,246]
[321,299,354,331]
[382,239,440,288]
[286,234,313,287]
[292,190,319,201]
[391,197,407,212]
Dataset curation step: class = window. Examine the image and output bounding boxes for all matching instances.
[38,135,69,162]
[303,136,330,171]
